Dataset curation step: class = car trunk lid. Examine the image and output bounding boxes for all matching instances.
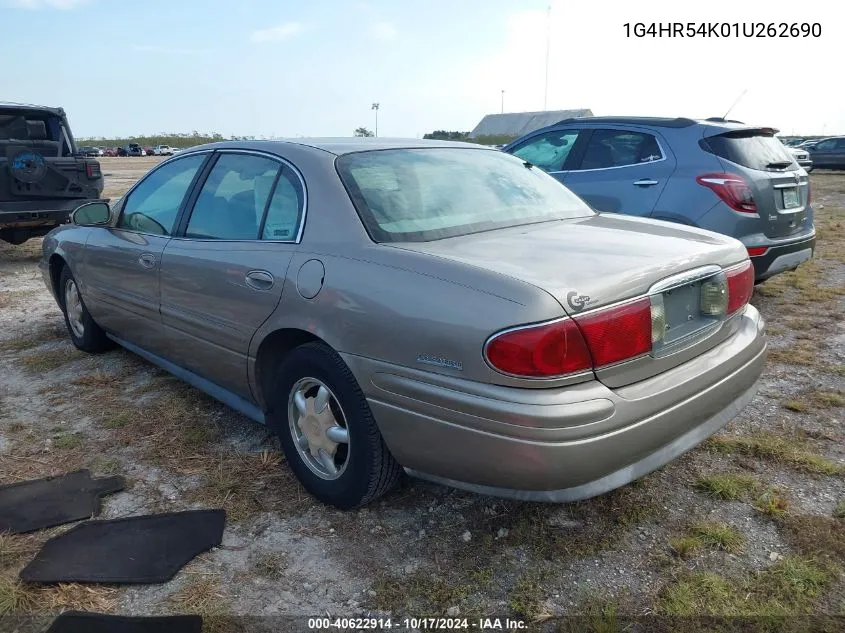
[391,214,749,386]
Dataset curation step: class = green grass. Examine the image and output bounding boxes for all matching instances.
[688,521,745,553]
[705,432,843,475]
[695,473,759,500]
[669,536,702,558]
[53,433,83,450]
[655,556,833,616]
[812,390,845,408]
[19,347,83,373]
[834,500,845,519]
[102,411,132,429]
[753,489,790,517]
[508,573,545,619]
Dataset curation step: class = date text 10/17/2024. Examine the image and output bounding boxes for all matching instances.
[308,617,528,631]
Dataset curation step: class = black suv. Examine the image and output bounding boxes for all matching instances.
[1,103,104,244]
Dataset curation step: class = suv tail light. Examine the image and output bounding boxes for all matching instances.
[85,162,101,179]
[696,172,757,214]
[484,298,654,378]
[726,260,754,315]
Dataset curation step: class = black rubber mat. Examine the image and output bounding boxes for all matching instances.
[0,469,124,534]
[46,611,203,633]
[20,509,226,584]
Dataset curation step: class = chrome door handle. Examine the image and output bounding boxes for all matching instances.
[138,253,157,269]
[633,179,659,187]
[245,270,274,291]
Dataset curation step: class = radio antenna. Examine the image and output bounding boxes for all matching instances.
[722,89,748,120]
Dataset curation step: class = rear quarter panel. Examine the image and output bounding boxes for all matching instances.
[246,145,570,396]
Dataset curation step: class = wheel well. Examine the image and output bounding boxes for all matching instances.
[255,328,323,410]
[49,254,67,304]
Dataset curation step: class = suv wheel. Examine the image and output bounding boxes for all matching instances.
[59,265,114,353]
[267,342,402,509]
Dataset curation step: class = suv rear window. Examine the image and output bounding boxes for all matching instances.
[701,129,797,172]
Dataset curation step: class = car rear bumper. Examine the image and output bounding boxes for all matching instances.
[0,199,82,228]
[346,305,766,501]
[751,234,816,281]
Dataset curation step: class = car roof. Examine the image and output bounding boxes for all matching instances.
[182,137,496,156]
[0,101,65,116]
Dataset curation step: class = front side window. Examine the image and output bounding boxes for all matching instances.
[185,154,280,240]
[510,130,579,172]
[814,139,836,151]
[117,153,206,235]
[337,148,594,243]
[578,130,663,170]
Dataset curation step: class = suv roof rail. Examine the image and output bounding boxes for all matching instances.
[554,116,697,128]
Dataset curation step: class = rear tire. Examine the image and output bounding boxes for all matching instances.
[59,265,114,353]
[266,341,402,509]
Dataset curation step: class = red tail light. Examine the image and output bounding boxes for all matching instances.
[726,260,754,315]
[573,298,652,367]
[485,298,654,378]
[696,172,757,214]
[746,246,769,257]
[85,162,101,179]
[485,319,592,378]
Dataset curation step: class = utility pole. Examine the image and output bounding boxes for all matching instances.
[372,103,380,137]
[501,90,505,114]
[543,4,551,110]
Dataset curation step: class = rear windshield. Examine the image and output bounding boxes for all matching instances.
[336,148,594,243]
[0,109,73,156]
[701,129,797,171]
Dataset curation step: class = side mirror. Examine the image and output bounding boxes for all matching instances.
[71,201,111,226]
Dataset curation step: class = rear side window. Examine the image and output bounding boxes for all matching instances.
[577,129,663,170]
[185,154,280,240]
[701,130,797,171]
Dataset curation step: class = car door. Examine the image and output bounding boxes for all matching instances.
[506,128,585,182]
[808,139,838,168]
[159,150,306,398]
[832,138,845,168]
[80,152,210,352]
[561,128,676,216]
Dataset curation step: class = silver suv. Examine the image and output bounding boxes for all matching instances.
[503,117,815,282]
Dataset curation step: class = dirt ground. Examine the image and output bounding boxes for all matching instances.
[0,158,843,631]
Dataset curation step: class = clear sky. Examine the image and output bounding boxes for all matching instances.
[2,0,841,139]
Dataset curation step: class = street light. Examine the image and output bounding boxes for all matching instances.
[372,103,380,137]
[501,90,505,114]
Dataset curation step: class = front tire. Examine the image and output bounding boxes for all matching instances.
[267,342,402,509]
[59,265,114,353]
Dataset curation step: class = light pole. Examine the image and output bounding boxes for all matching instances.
[543,4,550,110]
[372,103,380,137]
[501,90,505,114]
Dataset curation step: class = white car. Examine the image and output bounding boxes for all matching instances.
[152,145,174,156]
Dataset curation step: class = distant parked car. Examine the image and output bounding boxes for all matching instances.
[806,137,845,169]
[102,147,118,157]
[152,145,174,156]
[503,117,815,282]
[118,143,144,157]
[143,146,154,156]
[77,146,100,157]
[40,139,766,509]
[781,139,813,172]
